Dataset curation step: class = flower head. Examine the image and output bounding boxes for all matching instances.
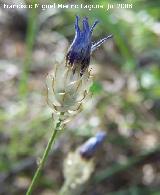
[66,16,112,76]
[46,16,112,126]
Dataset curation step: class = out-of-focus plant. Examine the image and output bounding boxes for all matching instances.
[59,131,106,195]
[26,16,112,194]
[19,0,38,97]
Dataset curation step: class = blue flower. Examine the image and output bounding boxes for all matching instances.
[66,16,112,76]
[79,131,107,159]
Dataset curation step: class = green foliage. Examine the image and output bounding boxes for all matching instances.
[90,81,103,95]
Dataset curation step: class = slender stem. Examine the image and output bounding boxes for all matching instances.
[19,0,38,97]
[26,119,62,195]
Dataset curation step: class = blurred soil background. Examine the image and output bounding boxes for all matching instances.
[0,0,160,194]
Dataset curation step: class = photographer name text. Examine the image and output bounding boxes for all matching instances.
[2,3,133,11]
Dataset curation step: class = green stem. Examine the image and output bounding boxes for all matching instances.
[26,119,62,195]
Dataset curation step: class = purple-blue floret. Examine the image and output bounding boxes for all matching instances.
[79,131,107,159]
[66,16,112,76]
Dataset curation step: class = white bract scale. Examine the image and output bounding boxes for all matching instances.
[46,63,93,124]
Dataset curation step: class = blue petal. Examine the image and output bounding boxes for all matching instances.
[90,19,99,33]
[91,35,113,53]
[75,15,80,35]
[82,17,90,32]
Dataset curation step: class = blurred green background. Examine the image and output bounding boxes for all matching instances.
[0,0,160,194]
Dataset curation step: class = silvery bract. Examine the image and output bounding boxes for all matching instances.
[46,64,92,124]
